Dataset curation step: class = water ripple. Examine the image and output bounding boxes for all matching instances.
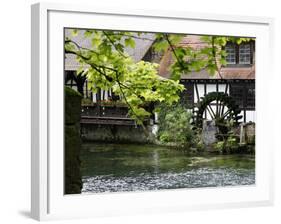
[82,167,255,194]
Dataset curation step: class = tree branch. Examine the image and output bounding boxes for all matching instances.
[65,39,99,56]
[164,34,186,71]
[211,37,223,79]
[114,71,149,136]
[102,31,128,58]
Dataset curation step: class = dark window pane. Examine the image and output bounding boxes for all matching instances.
[180,83,194,108]
[230,82,255,110]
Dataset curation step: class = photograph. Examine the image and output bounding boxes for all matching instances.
[64,28,256,195]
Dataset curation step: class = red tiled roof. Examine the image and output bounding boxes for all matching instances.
[158,35,255,80]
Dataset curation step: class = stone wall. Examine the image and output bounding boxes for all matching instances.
[81,124,154,143]
[64,87,82,194]
[202,120,218,146]
[240,122,255,145]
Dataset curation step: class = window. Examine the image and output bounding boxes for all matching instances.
[65,79,78,92]
[225,44,236,65]
[65,71,78,91]
[239,43,251,64]
[225,42,254,66]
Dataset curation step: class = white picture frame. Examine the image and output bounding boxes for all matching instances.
[31,2,274,221]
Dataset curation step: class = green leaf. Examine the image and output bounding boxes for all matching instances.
[153,40,169,52]
[115,43,124,52]
[92,37,101,47]
[77,66,84,76]
[124,38,136,48]
[71,29,78,37]
[84,30,93,38]
[220,58,227,66]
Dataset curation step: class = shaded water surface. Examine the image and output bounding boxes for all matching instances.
[81,143,255,193]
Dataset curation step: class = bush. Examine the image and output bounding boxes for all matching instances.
[156,103,195,147]
[213,132,241,153]
[81,98,94,106]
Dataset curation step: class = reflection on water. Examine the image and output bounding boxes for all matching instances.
[80,143,255,194]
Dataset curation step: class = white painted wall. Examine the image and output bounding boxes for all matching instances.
[196,84,205,99]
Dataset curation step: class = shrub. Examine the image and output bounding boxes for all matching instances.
[156,103,195,147]
[81,98,94,106]
[213,132,240,153]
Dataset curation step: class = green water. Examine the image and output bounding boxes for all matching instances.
[80,143,255,193]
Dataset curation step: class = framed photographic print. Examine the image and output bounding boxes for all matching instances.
[31,2,274,221]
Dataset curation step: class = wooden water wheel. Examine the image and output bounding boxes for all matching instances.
[193,92,242,136]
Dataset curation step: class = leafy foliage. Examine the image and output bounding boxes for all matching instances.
[156,103,195,147]
[214,132,240,154]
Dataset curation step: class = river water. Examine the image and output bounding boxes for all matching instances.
[81,143,255,194]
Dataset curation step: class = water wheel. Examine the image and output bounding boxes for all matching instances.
[193,92,242,136]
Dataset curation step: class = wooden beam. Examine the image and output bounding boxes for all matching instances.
[194,83,200,102]
[216,82,219,115]
[204,83,207,119]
